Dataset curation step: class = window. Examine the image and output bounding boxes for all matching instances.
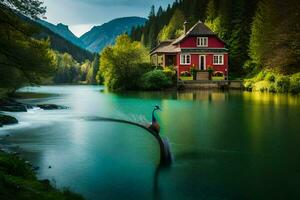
[197,37,208,47]
[180,54,191,65]
[213,55,224,65]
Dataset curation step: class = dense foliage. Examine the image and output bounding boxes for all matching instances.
[141,70,173,90]
[0,1,97,95]
[247,0,300,74]
[100,35,150,90]
[100,35,175,90]
[0,3,53,94]
[244,70,300,94]
[50,51,99,85]
[130,0,300,92]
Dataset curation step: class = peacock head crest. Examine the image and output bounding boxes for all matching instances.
[154,105,161,111]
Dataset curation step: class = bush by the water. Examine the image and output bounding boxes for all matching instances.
[290,73,300,94]
[100,35,176,91]
[100,35,151,90]
[244,71,300,94]
[141,70,173,90]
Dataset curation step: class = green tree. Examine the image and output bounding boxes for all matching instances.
[100,34,150,90]
[204,0,217,29]
[86,55,100,84]
[158,9,185,41]
[0,2,53,94]
[248,0,266,68]
[51,51,81,84]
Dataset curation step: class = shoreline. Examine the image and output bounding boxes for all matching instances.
[0,148,84,200]
[0,92,84,199]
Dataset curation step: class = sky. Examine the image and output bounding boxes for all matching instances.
[43,0,174,37]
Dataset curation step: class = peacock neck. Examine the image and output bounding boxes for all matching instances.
[152,109,157,123]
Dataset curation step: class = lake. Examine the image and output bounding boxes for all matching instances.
[1,86,300,200]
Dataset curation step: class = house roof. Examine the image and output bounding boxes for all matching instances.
[150,21,225,55]
[172,21,217,45]
[150,40,180,55]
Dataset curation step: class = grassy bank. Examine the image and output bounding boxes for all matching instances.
[0,150,84,200]
[244,70,300,94]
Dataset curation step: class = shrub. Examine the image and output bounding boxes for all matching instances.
[163,67,176,81]
[180,71,191,77]
[190,67,198,80]
[275,75,290,93]
[254,71,266,82]
[243,79,254,91]
[289,73,300,94]
[141,70,173,90]
[253,80,271,92]
[207,66,215,74]
[265,72,276,82]
[190,67,198,75]
[269,83,276,93]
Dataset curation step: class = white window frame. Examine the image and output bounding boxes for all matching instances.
[213,54,224,65]
[180,54,191,65]
[197,37,208,47]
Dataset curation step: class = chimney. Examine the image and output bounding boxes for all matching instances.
[183,21,188,34]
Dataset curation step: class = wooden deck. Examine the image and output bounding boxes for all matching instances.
[178,80,243,90]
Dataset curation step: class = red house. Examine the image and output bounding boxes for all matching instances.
[150,21,229,80]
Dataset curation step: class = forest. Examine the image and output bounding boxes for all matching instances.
[0,1,99,96]
[131,0,300,92]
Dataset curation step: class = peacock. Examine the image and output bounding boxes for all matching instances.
[148,105,161,135]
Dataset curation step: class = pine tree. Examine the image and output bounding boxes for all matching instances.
[248,0,267,69]
[158,9,185,41]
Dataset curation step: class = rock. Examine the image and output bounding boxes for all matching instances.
[0,114,18,125]
[0,105,27,112]
[0,98,28,112]
[37,104,69,110]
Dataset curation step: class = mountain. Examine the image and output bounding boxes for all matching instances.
[26,20,94,62]
[37,20,85,49]
[80,17,147,52]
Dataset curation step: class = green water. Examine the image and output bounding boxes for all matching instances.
[1,86,300,200]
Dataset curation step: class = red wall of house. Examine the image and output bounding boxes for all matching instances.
[208,37,225,48]
[180,37,196,48]
[206,54,228,75]
[177,53,228,77]
[179,36,225,48]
